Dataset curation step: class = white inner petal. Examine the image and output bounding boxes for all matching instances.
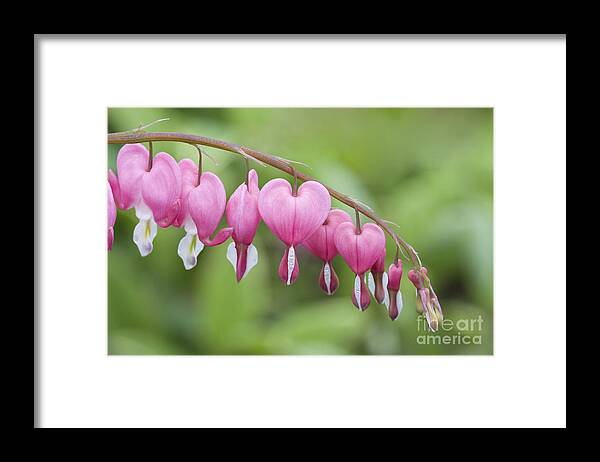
[226,242,237,271]
[396,290,404,315]
[184,216,197,234]
[244,244,259,278]
[177,232,204,270]
[354,274,361,309]
[382,272,390,309]
[286,245,296,286]
[133,216,157,257]
[135,201,153,220]
[423,307,434,331]
[323,261,332,294]
[226,243,260,280]
[367,272,376,298]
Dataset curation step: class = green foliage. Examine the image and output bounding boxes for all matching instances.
[108,108,493,355]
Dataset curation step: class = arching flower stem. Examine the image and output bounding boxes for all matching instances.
[107,130,422,270]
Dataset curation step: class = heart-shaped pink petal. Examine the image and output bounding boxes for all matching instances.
[141,152,182,228]
[259,179,330,285]
[173,159,199,228]
[302,208,352,262]
[115,143,149,210]
[387,260,403,291]
[334,222,386,275]
[226,169,261,245]
[108,169,122,209]
[258,179,331,246]
[386,260,404,321]
[371,252,385,273]
[188,172,233,245]
[107,181,116,251]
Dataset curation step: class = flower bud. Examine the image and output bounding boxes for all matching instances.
[417,287,440,332]
[408,268,426,290]
[386,260,404,321]
[226,170,261,281]
[387,260,403,291]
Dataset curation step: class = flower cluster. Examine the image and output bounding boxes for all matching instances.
[408,267,444,331]
[108,143,441,328]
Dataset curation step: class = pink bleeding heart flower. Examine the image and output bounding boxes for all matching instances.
[366,250,389,306]
[142,154,182,228]
[258,179,331,285]
[386,260,404,321]
[174,159,203,269]
[302,209,352,295]
[408,267,442,331]
[173,159,201,229]
[175,165,233,270]
[107,181,116,251]
[108,144,147,211]
[334,222,386,311]
[225,169,261,282]
[188,173,233,246]
[108,144,181,256]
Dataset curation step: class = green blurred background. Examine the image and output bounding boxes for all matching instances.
[108,108,493,355]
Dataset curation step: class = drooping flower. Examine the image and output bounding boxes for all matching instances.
[334,222,386,311]
[108,144,181,256]
[225,169,261,281]
[258,179,331,285]
[174,159,203,269]
[175,162,233,270]
[107,181,116,251]
[173,159,198,228]
[420,267,443,323]
[408,267,443,331]
[302,209,352,295]
[366,251,388,306]
[386,260,404,321]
